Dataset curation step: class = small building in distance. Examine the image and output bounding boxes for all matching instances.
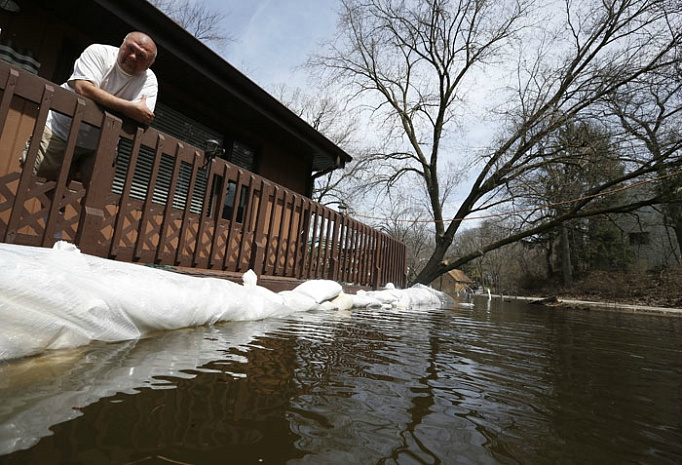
[430,270,475,296]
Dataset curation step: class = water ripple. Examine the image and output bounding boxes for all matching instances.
[1,300,680,464]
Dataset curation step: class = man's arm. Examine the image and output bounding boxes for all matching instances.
[70,79,154,125]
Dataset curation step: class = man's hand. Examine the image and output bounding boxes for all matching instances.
[127,95,154,125]
[71,80,154,125]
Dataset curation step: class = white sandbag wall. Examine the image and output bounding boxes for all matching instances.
[0,242,453,361]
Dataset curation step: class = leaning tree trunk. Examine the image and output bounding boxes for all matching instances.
[673,219,682,264]
[412,239,451,286]
[561,225,573,286]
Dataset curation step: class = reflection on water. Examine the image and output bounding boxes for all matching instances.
[1,298,681,464]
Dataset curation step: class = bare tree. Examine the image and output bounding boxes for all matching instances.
[148,0,234,50]
[448,219,525,292]
[606,66,682,252]
[511,120,629,284]
[272,84,380,209]
[310,0,682,285]
[371,195,435,283]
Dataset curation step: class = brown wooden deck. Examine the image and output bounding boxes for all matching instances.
[0,61,407,290]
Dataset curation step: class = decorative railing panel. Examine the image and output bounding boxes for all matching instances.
[0,62,407,288]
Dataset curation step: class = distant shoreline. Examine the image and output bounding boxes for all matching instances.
[487,294,682,317]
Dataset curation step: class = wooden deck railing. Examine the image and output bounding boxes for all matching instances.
[0,62,407,288]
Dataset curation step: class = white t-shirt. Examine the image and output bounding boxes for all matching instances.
[47,44,158,149]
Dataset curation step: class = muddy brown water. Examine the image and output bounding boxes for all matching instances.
[1,297,681,464]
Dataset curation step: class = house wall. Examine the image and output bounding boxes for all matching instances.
[617,206,681,271]
[0,3,87,81]
[259,141,309,196]
[0,100,35,176]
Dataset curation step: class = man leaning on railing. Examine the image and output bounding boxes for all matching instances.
[19,31,158,187]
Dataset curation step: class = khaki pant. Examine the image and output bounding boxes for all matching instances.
[20,126,96,185]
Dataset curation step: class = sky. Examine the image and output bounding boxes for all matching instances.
[204,0,341,92]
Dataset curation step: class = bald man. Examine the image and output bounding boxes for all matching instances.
[21,32,159,185]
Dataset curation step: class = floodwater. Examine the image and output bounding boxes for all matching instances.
[1,297,681,464]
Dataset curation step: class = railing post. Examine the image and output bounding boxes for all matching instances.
[284,195,301,276]
[329,212,341,282]
[208,161,231,269]
[222,168,244,271]
[262,184,279,275]
[373,233,383,289]
[249,180,272,275]
[305,203,321,280]
[272,190,289,276]
[294,199,312,279]
[340,216,351,284]
[43,97,88,246]
[157,142,186,265]
[76,112,122,256]
[4,82,54,244]
[0,68,18,138]
[193,152,218,267]
[175,150,201,266]
[134,133,165,261]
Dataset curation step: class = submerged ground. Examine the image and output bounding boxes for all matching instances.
[1,297,680,464]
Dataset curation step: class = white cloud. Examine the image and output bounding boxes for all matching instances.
[206,0,339,90]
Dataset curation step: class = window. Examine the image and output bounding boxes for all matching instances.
[629,232,650,245]
[152,103,223,150]
[229,140,256,171]
[221,181,248,222]
[110,102,256,221]
[112,102,220,214]
[112,139,208,215]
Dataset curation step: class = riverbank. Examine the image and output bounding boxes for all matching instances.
[503,295,682,317]
[494,268,682,316]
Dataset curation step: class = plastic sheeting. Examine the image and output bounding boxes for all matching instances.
[0,320,287,454]
[0,242,453,362]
